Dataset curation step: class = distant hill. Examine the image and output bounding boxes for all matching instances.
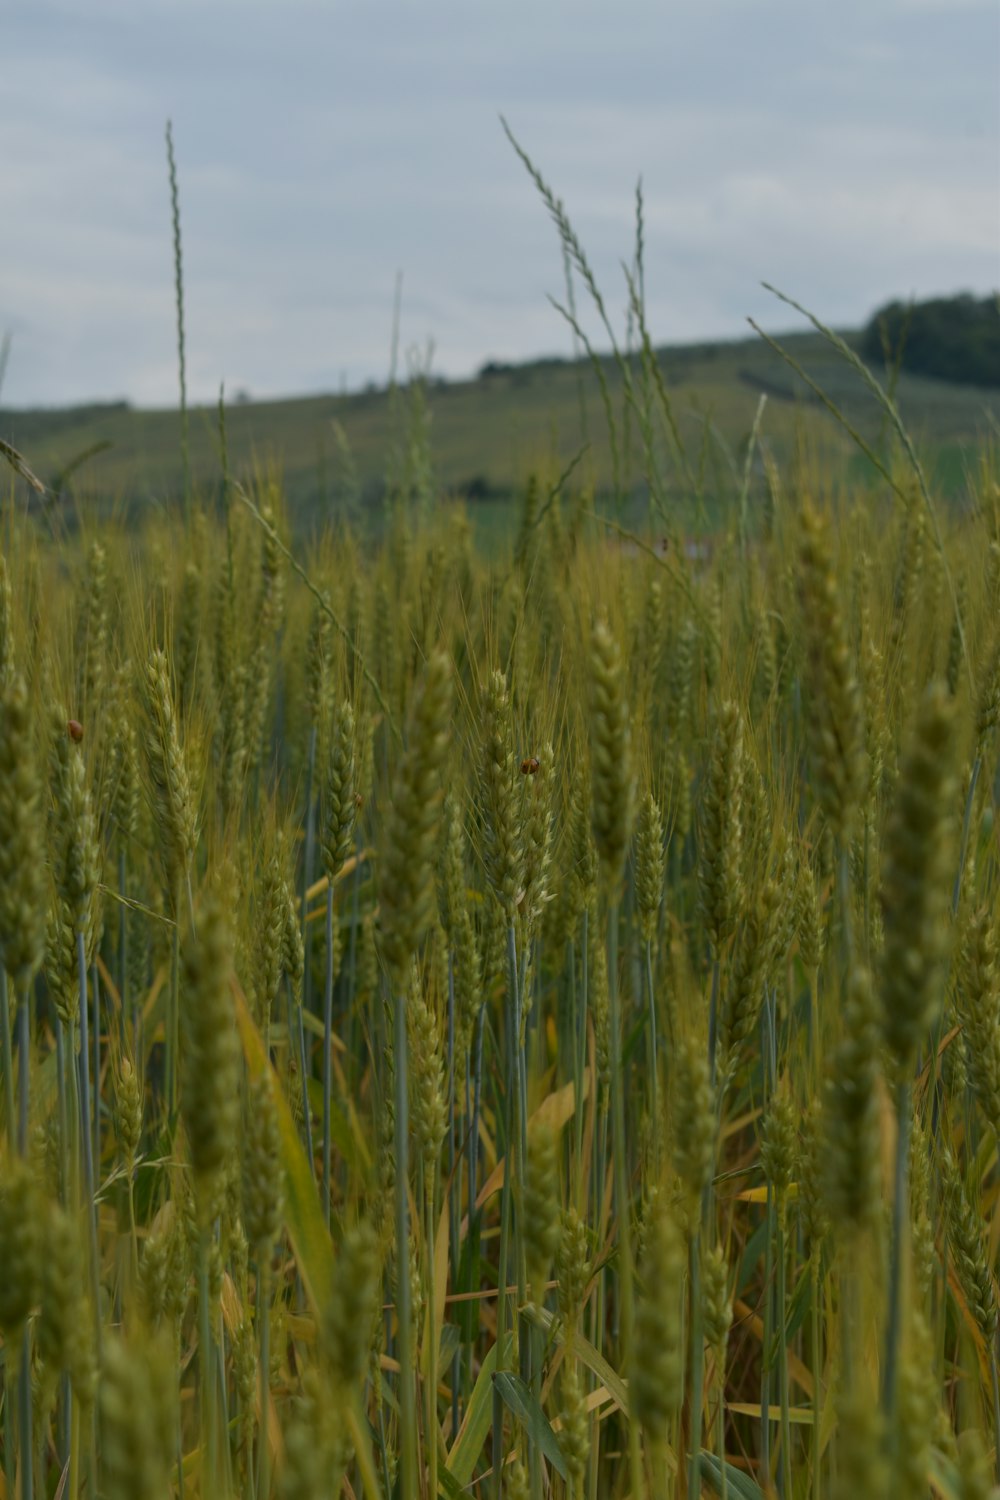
[2,323,998,535]
[863,294,1000,388]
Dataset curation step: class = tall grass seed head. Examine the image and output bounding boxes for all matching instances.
[759,1084,799,1223]
[698,699,743,957]
[880,680,957,1080]
[522,1121,561,1299]
[407,962,447,1171]
[379,649,451,984]
[0,675,47,986]
[822,965,882,1238]
[670,1030,716,1211]
[242,1067,284,1253]
[142,647,197,907]
[321,698,356,880]
[589,617,634,888]
[632,1198,685,1448]
[635,790,665,945]
[479,667,525,919]
[324,1219,380,1389]
[556,1206,591,1325]
[180,894,241,1216]
[114,1054,143,1166]
[796,501,867,839]
[0,1155,41,1333]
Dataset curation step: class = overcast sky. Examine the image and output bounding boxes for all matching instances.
[3,0,998,409]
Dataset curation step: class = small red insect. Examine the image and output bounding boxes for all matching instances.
[520,756,540,776]
[67,719,84,743]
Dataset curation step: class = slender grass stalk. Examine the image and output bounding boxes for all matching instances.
[199,1227,217,1493]
[91,960,100,1180]
[644,937,658,1133]
[16,982,29,1154]
[776,1217,792,1498]
[883,1080,912,1435]
[256,1260,271,1500]
[76,932,100,1357]
[392,985,417,1500]
[688,1233,704,1500]
[3,1367,12,1500]
[605,902,643,1500]
[118,848,128,1043]
[425,1164,439,1500]
[300,725,317,1048]
[167,922,180,1120]
[953,753,982,915]
[446,953,461,1436]
[811,1254,823,1500]
[55,1018,68,1203]
[492,960,516,1500]
[165,120,191,522]
[323,883,334,1222]
[19,1323,32,1500]
[1,968,14,1144]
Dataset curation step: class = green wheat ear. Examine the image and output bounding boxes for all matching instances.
[0,1156,41,1337]
[796,500,867,839]
[589,617,634,891]
[631,1197,685,1454]
[180,894,240,1222]
[880,680,957,1080]
[379,649,452,985]
[0,677,46,989]
[99,1329,178,1500]
[242,1068,284,1254]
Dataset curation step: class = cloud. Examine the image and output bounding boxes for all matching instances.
[2,1,997,406]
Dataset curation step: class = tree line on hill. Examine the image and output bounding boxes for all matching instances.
[863,292,1000,388]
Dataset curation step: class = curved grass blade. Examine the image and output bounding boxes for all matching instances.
[699,1450,766,1499]
[232,977,334,1314]
[492,1371,568,1481]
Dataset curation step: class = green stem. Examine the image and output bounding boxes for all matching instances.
[0,968,14,1145]
[256,1258,271,1500]
[16,982,29,1156]
[493,946,517,1500]
[19,1324,32,1500]
[167,922,180,1121]
[953,752,982,915]
[606,900,643,1500]
[323,885,334,1223]
[127,1165,139,1288]
[716,1386,728,1500]
[688,1232,704,1500]
[425,1167,438,1500]
[392,986,417,1500]
[811,1255,822,1500]
[76,933,101,1360]
[760,1189,774,1482]
[776,1215,791,1500]
[883,1078,912,1437]
[118,848,128,1043]
[199,1225,217,1494]
[644,938,659,1136]
[92,961,101,1183]
[3,1362,13,1500]
[507,925,528,1381]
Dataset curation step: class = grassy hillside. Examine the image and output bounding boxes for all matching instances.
[2,325,998,537]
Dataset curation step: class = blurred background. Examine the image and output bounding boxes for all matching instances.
[3,0,997,409]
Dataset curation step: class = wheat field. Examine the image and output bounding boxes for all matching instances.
[0,395,999,1500]
[1,129,999,1496]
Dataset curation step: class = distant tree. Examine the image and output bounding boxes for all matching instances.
[863,293,1000,387]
